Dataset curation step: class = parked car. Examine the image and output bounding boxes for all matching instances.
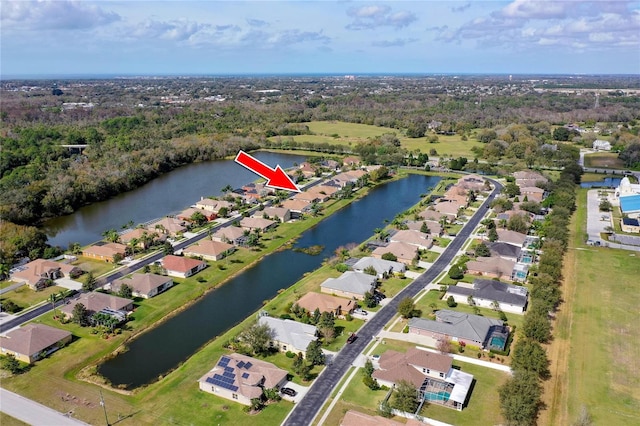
[281,387,297,397]
[347,333,358,344]
[354,308,368,315]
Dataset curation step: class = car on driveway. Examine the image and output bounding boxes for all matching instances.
[281,387,297,397]
[354,308,368,315]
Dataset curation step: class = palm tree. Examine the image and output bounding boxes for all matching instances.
[102,229,120,243]
[221,184,233,194]
[0,263,10,281]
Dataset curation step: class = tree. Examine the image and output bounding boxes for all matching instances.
[0,354,21,374]
[488,227,499,242]
[475,242,491,257]
[363,265,378,276]
[507,214,530,233]
[522,309,552,343]
[397,297,416,318]
[318,311,336,343]
[598,199,612,212]
[118,283,133,299]
[363,359,375,377]
[306,340,325,366]
[378,400,393,418]
[240,322,274,355]
[392,380,419,413]
[448,265,464,280]
[162,241,174,255]
[499,370,542,426]
[363,291,378,308]
[311,307,321,325]
[82,272,96,292]
[446,296,457,307]
[72,303,90,326]
[263,387,281,402]
[503,183,521,198]
[511,339,550,379]
[381,252,397,261]
[190,211,207,226]
[102,229,120,243]
[420,222,430,234]
[553,126,571,141]
[292,352,305,374]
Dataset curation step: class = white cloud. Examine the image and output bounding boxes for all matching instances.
[346,4,417,30]
[2,0,120,30]
[127,19,211,42]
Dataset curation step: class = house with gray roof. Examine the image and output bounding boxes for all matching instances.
[445,279,528,313]
[408,310,508,350]
[258,316,317,356]
[320,271,377,300]
[486,242,521,261]
[351,257,406,279]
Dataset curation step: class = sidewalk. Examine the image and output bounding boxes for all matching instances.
[377,331,512,373]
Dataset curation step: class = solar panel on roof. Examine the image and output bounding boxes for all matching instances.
[242,372,249,379]
[205,377,216,384]
[224,366,234,373]
[236,361,245,369]
[219,356,230,367]
[244,362,252,369]
[229,385,238,392]
[223,372,235,379]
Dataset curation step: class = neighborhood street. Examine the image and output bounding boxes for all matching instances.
[0,388,89,426]
[282,179,503,426]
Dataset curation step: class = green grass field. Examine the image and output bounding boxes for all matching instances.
[1,285,63,309]
[0,413,29,426]
[583,152,626,169]
[543,189,640,426]
[272,121,483,158]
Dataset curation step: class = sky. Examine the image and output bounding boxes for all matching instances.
[1,0,640,76]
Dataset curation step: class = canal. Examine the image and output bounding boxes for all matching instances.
[42,151,306,248]
[98,173,440,388]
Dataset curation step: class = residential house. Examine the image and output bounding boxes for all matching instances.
[408,310,509,350]
[1,324,72,364]
[441,186,468,206]
[147,217,187,237]
[371,242,419,265]
[343,156,360,167]
[239,217,276,233]
[486,242,521,262]
[434,201,462,219]
[592,139,611,151]
[120,228,162,250]
[372,348,473,411]
[258,316,317,356]
[111,273,173,299]
[198,353,288,406]
[61,291,133,319]
[466,256,516,279]
[321,159,340,170]
[177,207,216,222]
[11,259,82,291]
[313,185,340,198]
[82,243,127,263]
[241,182,273,197]
[417,208,453,223]
[389,230,433,250]
[404,220,443,236]
[195,198,232,215]
[183,240,235,261]
[457,174,486,192]
[496,229,527,247]
[320,271,377,300]
[281,199,313,217]
[333,170,367,187]
[519,187,544,202]
[211,227,246,245]
[262,207,291,223]
[445,279,528,313]
[513,170,548,189]
[162,255,207,278]
[351,257,406,279]
[296,292,356,317]
[293,191,321,204]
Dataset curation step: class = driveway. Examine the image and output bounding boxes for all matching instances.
[279,381,309,404]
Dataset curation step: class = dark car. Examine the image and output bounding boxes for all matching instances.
[346,333,358,344]
[281,387,297,397]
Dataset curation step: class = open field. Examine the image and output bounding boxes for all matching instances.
[583,152,626,169]
[271,121,483,158]
[1,285,63,309]
[542,189,640,426]
[0,413,29,426]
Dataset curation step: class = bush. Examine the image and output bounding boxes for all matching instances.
[336,263,349,272]
[345,313,353,322]
[447,296,457,307]
[448,265,464,280]
[279,314,293,320]
[285,351,295,358]
[402,325,409,333]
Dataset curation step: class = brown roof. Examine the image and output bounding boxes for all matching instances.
[199,353,287,401]
[240,217,276,230]
[340,410,403,426]
[162,255,206,273]
[296,292,355,314]
[195,198,232,212]
[293,191,320,203]
[496,229,527,246]
[434,201,462,216]
[404,220,443,235]
[11,259,81,286]
[466,257,515,276]
[147,217,187,235]
[212,226,245,242]
[82,243,127,258]
[281,199,312,212]
[184,240,234,257]
[313,185,340,196]
[390,230,432,248]
[372,242,418,262]
[262,207,290,220]
[60,292,132,316]
[0,324,71,357]
[119,228,149,244]
[373,348,452,387]
[112,273,172,296]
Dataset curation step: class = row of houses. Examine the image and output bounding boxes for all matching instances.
[371,229,434,265]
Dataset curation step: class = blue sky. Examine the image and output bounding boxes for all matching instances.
[2,0,639,76]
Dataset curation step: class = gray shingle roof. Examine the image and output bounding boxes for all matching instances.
[409,310,503,345]
[351,257,406,275]
[487,242,521,259]
[447,279,528,307]
[320,271,377,296]
[258,317,317,353]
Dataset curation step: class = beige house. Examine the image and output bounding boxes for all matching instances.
[262,207,291,223]
[162,255,207,278]
[211,227,246,245]
[61,292,133,319]
[258,316,317,356]
[513,170,548,189]
[146,217,187,237]
[11,259,82,291]
[519,187,544,202]
[82,243,127,263]
[195,198,232,214]
[111,273,174,299]
[239,217,276,232]
[1,324,72,364]
[404,220,443,236]
[296,292,356,317]
[320,271,377,300]
[466,256,516,279]
[372,242,419,265]
[183,240,236,261]
[198,353,288,406]
[496,229,527,247]
[120,228,162,249]
[389,230,433,250]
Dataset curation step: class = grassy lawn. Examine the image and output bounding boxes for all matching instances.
[1,285,63,308]
[72,257,118,277]
[0,280,18,289]
[434,237,451,248]
[377,276,412,298]
[0,413,29,426]
[583,152,626,169]
[421,251,440,263]
[542,189,640,426]
[275,121,482,158]
[436,273,477,286]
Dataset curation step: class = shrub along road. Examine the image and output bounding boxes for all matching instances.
[283,178,502,426]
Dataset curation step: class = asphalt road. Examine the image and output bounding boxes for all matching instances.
[0,388,89,425]
[283,179,503,426]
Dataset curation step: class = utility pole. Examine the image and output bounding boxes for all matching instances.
[99,390,110,426]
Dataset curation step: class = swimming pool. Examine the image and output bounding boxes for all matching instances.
[424,391,451,402]
[489,336,507,350]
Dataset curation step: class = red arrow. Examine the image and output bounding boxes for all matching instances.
[234,150,300,192]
